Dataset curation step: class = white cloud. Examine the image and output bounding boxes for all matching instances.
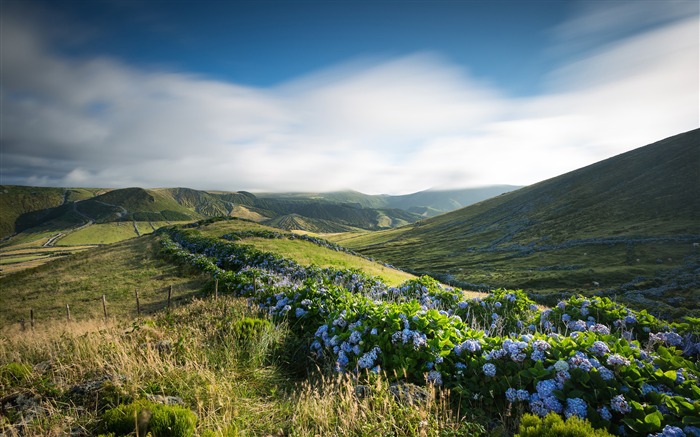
[1,3,697,194]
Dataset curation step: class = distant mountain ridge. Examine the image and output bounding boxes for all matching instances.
[0,184,516,240]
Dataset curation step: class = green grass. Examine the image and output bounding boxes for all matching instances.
[58,223,140,245]
[192,219,416,286]
[0,235,208,327]
[240,237,415,286]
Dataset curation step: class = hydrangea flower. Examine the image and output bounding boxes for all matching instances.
[427,370,443,386]
[649,425,687,437]
[554,360,570,372]
[568,320,588,332]
[598,406,612,421]
[565,397,588,419]
[358,346,381,369]
[536,379,558,398]
[590,341,611,357]
[651,331,683,347]
[607,354,631,366]
[610,394,631,414]
[454,339,481,355]
[589,324,611,335]
[598,366,615,381]
[295,307,307,318]
[483,363,496,377]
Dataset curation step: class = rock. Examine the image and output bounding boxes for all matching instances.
[389,382,430,405]
[146,394,184,405]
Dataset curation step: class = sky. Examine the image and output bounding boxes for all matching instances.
[1,0,698,195]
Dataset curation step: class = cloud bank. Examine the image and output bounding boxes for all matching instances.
[1,3,697,194]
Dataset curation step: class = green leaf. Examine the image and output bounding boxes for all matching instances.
[683,416,700,425]
[643,410,662,429]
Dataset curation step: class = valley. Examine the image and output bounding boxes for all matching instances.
[1,130,698,436]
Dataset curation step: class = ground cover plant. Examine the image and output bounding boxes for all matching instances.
[2,218,699,436]
[154,221,700,435]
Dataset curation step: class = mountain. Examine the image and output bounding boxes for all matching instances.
[383,186,520,216]
[0,186,424,242]
[334,129,700,318]
[257,185,520,217]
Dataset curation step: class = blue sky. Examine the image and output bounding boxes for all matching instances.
[1,0,698,194]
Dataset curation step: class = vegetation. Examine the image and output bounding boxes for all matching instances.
[2,216,699,436]
[333,129,700,320]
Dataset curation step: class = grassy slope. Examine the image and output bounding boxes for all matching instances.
[333,130,700,317]
[0,235,208,327]
[0,186,68,238]
[0,219,417,327]
[193,219,417,287]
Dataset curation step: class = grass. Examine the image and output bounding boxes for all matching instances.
[58,222,139,245]
[240,237,415,287]
[0,297,481,436]
[0,235,208,328]
[192,219,417,286]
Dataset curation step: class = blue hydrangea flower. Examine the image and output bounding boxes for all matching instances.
[610,394,631,414]
[650,425,687,437]
[607,354,630,366]
[295,307,307,318]
[565,397,588,419]
[589,341,611,357]
[427,370,442,386]
[598,406,612,421]
[554,360,570,372]
[536,379,557,398]
[483,363,496,377]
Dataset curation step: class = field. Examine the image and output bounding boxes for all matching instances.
[0,221,189,277]
[2,218,698,437]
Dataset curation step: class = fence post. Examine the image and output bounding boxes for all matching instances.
[66,304,71,322]
[30,309,35,330]
[167,285,172,311]
[135,290,141,317]
[215,279,219,301]
[102,294,108,321]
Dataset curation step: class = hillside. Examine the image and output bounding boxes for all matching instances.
[2,217,698,436]
[0,218,417,326]
[335,129,700,318]
[0,187,423,243]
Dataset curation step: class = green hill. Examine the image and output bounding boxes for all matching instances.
[335,129,700,319]
[0,186,103,238]
[258,185,520,217]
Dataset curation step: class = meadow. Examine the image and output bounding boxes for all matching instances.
[2,218,698,436]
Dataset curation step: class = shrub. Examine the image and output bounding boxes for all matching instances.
[516,412,614,437]
[101,400,196,437]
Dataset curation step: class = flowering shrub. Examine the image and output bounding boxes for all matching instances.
[155,224,700,435]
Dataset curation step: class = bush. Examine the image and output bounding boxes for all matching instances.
[516,412,613,437]
[101,400,197,437]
